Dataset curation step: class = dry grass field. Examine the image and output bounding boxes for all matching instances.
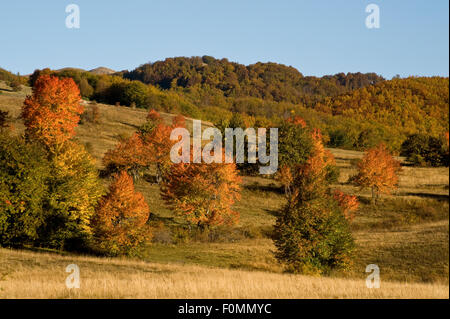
[0,248,448,299]
[0,82,448,298]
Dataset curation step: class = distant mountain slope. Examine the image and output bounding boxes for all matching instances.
[123,56,385,104]
[53,67,116,75]
[89,67,116,75]
[55,67,86,73]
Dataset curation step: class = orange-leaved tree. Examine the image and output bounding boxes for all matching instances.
[140,112,185,182]
[352,143,401,204]
[286,115,307,128]
[333,189,359,221]
[22,75,83,149]
[161,150,242,229]
[102,133,148,179]
[92,171,151,256]
[103,109,185,182]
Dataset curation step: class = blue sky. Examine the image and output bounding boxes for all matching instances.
[0,0,448,78]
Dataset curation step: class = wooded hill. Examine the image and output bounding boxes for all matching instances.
[2,56,448,153]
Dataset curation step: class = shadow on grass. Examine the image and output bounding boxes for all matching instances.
[401,192,449,201]
[243,182,284,195]
[264,208,280,218]
[118,121,141,130]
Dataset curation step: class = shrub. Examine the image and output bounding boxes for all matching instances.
[80,103,100,124]
[333,189,359,221]
[0,109,10,131]
[401,134,448,167]
[8,79,21,92]
[103,133,148,178]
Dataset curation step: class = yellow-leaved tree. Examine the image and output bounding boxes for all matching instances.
[39,141,103,250]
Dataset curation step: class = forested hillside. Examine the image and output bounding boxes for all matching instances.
[2,57,448,153]
[316,77,449,137]
[122,56,385,105]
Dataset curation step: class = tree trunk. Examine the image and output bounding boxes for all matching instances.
[155,163,162,184]
[371,186,376,205]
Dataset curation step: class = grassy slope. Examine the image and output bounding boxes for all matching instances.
[0,82,449,298]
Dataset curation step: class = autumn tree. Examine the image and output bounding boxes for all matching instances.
[333,189,359,221]
[38,141,103,250]
[278,124,338,196]
[22,75,84,149]
[352,143,401,204]
[103,133,148,179]
[274,129,354,274]
[286,115,307,127]
[140,112,184,182]
[28,68,53,87]
[92,171,151,256]
[78,78,94,98]
[161,152,241,229]
[0,133,50,247]
[103,110,185,182]
[277,116,313,195]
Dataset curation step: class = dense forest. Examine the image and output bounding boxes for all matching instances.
[122,56,385,105]
[2,56,449,155]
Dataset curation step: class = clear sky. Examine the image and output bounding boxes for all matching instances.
[0,0,448,78]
